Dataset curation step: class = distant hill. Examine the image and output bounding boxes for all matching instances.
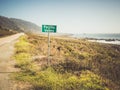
[10,18,41,33]
[0,16,21,37]
[0,16,41,37]
[0,16,21,31]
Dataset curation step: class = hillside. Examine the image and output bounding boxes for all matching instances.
[13,34,120,90]
[10,18,41,33]
[0,16,21,31]
[0,16,21,37]
[0,16,41,37]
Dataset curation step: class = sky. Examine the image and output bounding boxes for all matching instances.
[0,0,120,34]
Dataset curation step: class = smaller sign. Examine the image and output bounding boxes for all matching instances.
[42,25,57,33]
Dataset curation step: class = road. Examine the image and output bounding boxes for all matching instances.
[0,33,24,90]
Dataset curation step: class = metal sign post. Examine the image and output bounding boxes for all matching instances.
[48,30,50,65]
[42,25,57,66]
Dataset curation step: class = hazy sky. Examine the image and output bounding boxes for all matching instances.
[0,0,120,33]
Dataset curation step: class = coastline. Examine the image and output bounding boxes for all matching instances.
[88,39,120,45]
[71,34,120,45]
[36,33,120,45]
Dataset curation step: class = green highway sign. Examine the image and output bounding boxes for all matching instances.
[42,25,57,33]
[41,24,57,65]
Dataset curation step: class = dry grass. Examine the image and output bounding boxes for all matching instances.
[13,34,120,90]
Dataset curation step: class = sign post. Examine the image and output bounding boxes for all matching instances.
[42,25,57,65]
[48,29,50,65]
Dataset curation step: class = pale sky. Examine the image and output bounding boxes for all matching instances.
[0,0,120,34]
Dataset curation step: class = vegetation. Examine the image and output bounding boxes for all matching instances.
[11,18,40,33]
[14,67,108,90]
[13,34,120,90]
[0,29,16,37]
[0,16,22,37]
[0,15,41,35]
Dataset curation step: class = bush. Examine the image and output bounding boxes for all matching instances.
[79,70,109,90]
[14,67,109,90]
[15,35,32,53]
[14,35,36,73]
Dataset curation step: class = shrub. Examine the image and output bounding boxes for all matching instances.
[14,35,36,73]
[79,70,109,90]
[15,35,31,53]
[14,67,109,90]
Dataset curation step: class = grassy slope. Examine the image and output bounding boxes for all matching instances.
[13,34,120,90]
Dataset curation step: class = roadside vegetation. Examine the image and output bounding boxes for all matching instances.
[0,29,16,37]
[13,34,120,90]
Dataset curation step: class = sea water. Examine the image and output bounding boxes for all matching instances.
[72,33,120,45]
[73,33,120,40]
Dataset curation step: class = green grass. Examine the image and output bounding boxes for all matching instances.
[13,35,37,74]
[15,35,33,53]
[13,67,109,90]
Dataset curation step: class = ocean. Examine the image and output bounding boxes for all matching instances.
[72,33,120,40]
[72,33,120,45]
